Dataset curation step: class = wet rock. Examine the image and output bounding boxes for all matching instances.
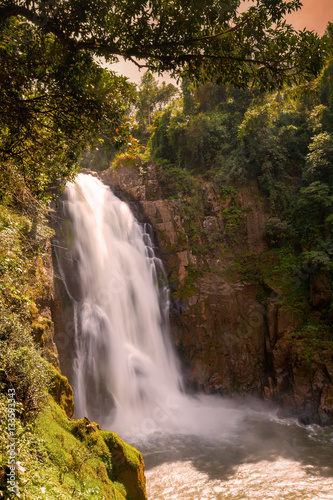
[310,274,331,309]
[318,385,333,425]
[67,162,332,426]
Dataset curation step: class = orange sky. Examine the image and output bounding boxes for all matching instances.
[111,0,333,82]
[287,0,332,35]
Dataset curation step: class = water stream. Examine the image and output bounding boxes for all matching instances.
[63,173,333,499]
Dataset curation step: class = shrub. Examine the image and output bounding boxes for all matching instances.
[0,308,52,423]
[264,217,294,247]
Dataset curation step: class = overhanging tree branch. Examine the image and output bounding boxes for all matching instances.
[0,0,325,84]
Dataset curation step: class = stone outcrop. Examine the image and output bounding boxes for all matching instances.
[48,364,75,418]
[264,329,333,425]
[98,159,333,425]
[310,274,331,309]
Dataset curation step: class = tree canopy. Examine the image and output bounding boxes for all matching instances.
[0,14,135,199]
[1,0,326,88]
[0,0,328,199]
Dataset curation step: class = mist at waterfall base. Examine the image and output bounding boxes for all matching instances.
[63,174,333,499]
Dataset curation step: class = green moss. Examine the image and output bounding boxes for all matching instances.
[9,397,148,500]
[101,431,146,499]
[290,324,333,369]
[48,365,75,418]
[173,265,203,298]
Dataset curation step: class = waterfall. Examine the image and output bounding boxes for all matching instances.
[57,175,333,500]
[62,173,183,433]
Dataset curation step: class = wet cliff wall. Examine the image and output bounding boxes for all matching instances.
[100,159,333,426]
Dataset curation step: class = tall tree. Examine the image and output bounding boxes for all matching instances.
[0,16,135,199]
[135,72,178,144]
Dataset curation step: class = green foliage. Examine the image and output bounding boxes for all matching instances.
[0,16,135,200]
[1,0,323,201]
[222,206,246,230]
[134,72,178,145]
[0,319,52,423]
[1,0,325,90]
[237,93,309,210]
[155,161,198,198]
[303,131,333,185]
[112,135,149,166]
[0,202,55,423]
[150,83,256,174]
[294,182,333,241]
[232,55,333,250]
[302,250,333,274]
[265,217,294,248]
[290,324,333,368]
[259,246,307,299]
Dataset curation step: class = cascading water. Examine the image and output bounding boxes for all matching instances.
[62,173,184,433]
[58,173,333,500]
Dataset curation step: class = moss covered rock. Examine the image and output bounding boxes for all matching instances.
[48,364,75,419]
[27,398,147,499]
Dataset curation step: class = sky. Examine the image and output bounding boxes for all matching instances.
[110,0,333,84]
[286,0,332,34]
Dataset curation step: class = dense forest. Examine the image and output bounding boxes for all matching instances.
[133,24,333,262]
[0,0,332,497]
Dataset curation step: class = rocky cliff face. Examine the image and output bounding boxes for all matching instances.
[32,238,76,419]
[100,159,333,425]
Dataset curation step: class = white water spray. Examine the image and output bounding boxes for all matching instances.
[63,173,185,433]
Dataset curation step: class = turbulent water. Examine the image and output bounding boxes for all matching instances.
[139,410,333,500]
[63,173,333,499]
